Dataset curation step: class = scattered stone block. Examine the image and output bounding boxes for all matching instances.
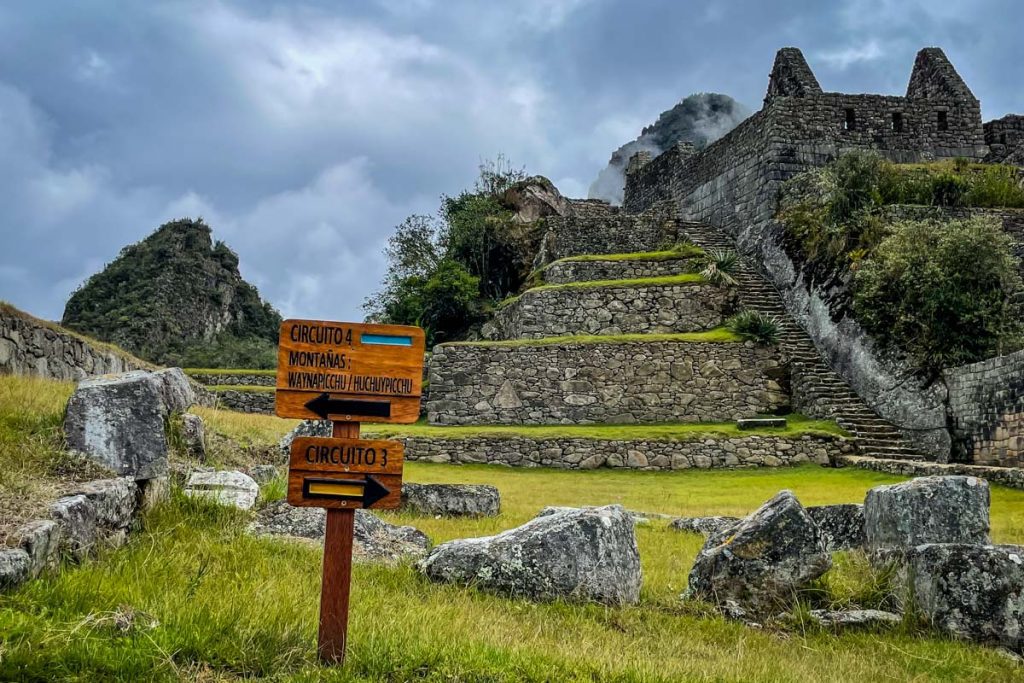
[401,483,500,517]
[686,490,831,617]
[807,504,865,552]
[737,417,786,430]
[0,548,31,591]
[16,520,61,578]
[139,476,170,512]
[278,419,331,458]
[50,494,98,561]
[907,543,1024,653]
[418,505,641,605]
[808,608,901,629]
[180,413,206,460]
[73,478,138,531]
[63,370,169,479]
[669,515,740,536]
[153,367,195,413]
[864,476,989,558]
[248,501,430,563]
[184,471,259,510]
[538,506,665,525]
[248,464,280,484]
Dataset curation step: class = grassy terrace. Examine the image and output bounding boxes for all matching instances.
[443,329,743,347]
[502,273,706,308]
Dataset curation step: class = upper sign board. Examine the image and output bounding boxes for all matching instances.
[275,320,425,423]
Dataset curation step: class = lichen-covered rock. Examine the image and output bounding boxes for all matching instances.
[63,370,169,479]
[16,520,61,578]
[864,476,989,557]
[0,548,31,591]
[248,501,430,563]
[73,478,138,531]
[907,543,1024,653]
[808,609,902,629]
[153,367,195,413]
[537,506,665,525]
[401,483,500,517]
[279,419,331,457]
[669,516,740,536]
[184,470,259,510]
[248,464,280,484]
[686,490,831,617]
[49,494,98,560]
[180,413,206,460]
[807,504,865,552]
[418,505,641,605]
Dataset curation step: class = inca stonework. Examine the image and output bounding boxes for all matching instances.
[427,340,787,426]
[541,255,702,285]
[484,281,736,340]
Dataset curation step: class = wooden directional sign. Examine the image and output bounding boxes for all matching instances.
[275,320,425,424]
[288,436,403,510]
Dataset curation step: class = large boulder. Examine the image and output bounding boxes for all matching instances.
[503,176,571,223]
[49,494,98,561]
[184,471,259,510]
[401,483,500,517]
[0,549,31,591]
[418,505,641,605]
[153,367,195,413]
[278,419,331,458]
[248,501,430,563]
[807,504,865,552]
[864,476,989,559]
[907,543,1024,653]
[64,371,169,479]
[686,490,832,618]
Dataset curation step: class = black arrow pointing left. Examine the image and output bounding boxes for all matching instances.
[304,392,391,419]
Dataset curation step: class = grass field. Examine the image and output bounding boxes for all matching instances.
[3,378,1024,681]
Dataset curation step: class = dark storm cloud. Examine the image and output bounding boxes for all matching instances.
[0,1,1021,323]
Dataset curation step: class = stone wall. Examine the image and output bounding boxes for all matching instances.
[486,282,735,340]
[984,114,1024,163]
[0,305,151,381]
[944,349,1024,467]
[403,433,851,470]
[426,340,788,425]
[541,200,680,260]
[543,256,701,284]
[188,372,275,387]
[216,389,274,414]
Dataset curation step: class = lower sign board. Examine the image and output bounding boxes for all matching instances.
[288,436,403,510]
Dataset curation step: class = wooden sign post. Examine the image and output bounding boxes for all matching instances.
[275,320,425,665]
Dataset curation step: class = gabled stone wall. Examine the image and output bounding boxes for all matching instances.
[426,340,788,425]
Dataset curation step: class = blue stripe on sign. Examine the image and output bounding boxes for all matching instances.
[361,333,413,346]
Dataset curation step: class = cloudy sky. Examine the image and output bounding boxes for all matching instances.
[1,0,1022,323]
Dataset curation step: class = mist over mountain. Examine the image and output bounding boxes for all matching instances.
[588,93,750,204]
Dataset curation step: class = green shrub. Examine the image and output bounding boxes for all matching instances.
[853,216,1024,374]
[726,310,781,346]
[700,248,739,286]
[930,172,969,207]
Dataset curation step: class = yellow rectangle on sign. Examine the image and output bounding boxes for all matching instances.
[307,481,365,497]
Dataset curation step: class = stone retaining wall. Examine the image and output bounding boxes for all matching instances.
[486,282,736,339]
[841,455,1024,490]
[541,200,680,260]
[216,390,274,414]
[426,340,788,425]
[188,372,275,387]
[0,305,150,381]
[543,256,700,285]
[402,433,851,469]
[944,350,1024,467]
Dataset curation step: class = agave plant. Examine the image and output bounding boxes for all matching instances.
[700,248,740,286]
[726,310,781,346]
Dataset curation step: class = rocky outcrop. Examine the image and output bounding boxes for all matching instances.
[401,483,500,517]
[806,504,865,552]
[686,491,831,618]
[184,471,259,510]
[907,543,1024,653]
[864,476,990,558]
[418,505,641,605]
[504,176,571,223]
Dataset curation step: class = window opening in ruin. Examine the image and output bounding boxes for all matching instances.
[1001,133,1008,145]
[843,108,856,131]
[892,112,903,132]
[937,111,948,131]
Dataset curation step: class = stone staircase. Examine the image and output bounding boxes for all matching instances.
[680,222,925,461]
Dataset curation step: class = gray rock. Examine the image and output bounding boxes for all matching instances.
[864,476,989,558]
[538,506,663,525]
[279,419,331,458]
[0,548,31,591]
[153,367,195,413]
[907,543,1024,653]
[686,490,831,617]
[669,515,740,535]
[248,501,430,563]
[63,370,169,479]
[16,520,61,578]
[180,413,206,460]
[807,504,865,552]
[418,505,641,605]
[73,478,138,530]
[139,476,170,512]
[808,608,902,628]
[50,494,98,560]
[184,471,259,510]
[248,464,280,484]
[401,483,500,517]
